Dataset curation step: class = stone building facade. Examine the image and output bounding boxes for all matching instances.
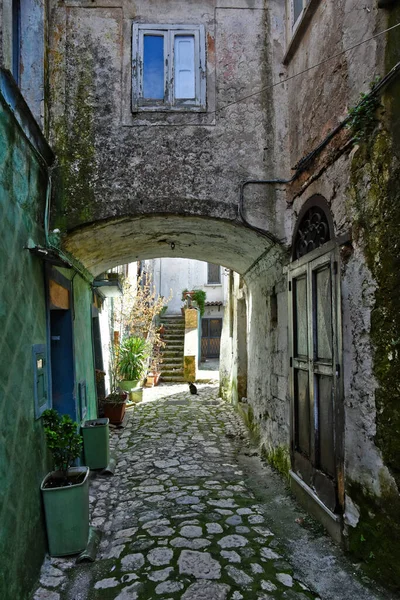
[1,0,400,596]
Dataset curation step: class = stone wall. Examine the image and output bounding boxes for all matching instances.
[278,0,400,588]
[47,0,286,243]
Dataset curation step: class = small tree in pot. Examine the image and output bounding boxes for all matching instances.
[41,409,89,556]
[42,409,83,486]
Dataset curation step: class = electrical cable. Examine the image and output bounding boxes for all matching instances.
[238,58,400,241]
[213,21,400,115]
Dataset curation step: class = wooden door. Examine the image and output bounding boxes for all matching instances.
[289,247,342,512]
[201,318,222,358]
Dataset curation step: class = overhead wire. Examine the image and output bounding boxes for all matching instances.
[236,21,400,242]
[213,21,400,115]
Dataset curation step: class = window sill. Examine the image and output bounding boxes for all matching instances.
[204,283,222,287]
[132,105,207,114]
[283,0,322,65]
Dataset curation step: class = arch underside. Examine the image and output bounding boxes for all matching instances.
[63,214,281,276]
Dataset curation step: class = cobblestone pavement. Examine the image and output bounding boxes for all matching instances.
[32,385,387,600]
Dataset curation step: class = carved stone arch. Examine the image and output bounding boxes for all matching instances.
[292,195,335,261]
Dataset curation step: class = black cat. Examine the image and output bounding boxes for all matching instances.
[189,382,198,395]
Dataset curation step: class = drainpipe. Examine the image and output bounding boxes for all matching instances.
[44,164,93,285]
[239,60,400,240]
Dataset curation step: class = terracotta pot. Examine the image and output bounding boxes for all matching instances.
[146,372,161,387]
[104,402,126,425]
[103,394,127,425]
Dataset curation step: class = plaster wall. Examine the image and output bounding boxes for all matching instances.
[244,248,290,459]
[145,258,226,315]
[98,299,112,397]
[220,246,290,470]
[0,88,50,600]
[47,0,288,247]
[278,1,400,586]
[283,0,385,169]
[1,0,46,126]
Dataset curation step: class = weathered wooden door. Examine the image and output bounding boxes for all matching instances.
[289,246,342,512]
[201,318,222,358]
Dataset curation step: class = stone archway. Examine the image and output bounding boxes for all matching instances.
[63,213,280,276]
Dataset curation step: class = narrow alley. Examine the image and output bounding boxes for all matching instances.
[33,385,394,600]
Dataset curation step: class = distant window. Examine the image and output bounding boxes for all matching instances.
[132,24,206,111]
[207,263,221,284]
[12,0,21,84]
[290,0,309,29]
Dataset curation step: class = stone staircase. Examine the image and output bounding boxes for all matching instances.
[159,315,185,383]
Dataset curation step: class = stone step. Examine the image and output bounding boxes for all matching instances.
[162,358,183,366]
[162,352,184,359]
[163,344,184,351]
[161,356,183,369]
[160,369,185,377]
[161,375,186,382]
[161,317,185,322]
[162,333,184,340]
[162,327,185,334]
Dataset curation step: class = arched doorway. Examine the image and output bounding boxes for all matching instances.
[288,196,343,519]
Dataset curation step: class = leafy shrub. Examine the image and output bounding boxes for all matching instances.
[118,336,149,381]
[42,409,82,479]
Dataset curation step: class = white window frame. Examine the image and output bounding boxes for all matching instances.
[132,23,206,112]
[289,0,309,32]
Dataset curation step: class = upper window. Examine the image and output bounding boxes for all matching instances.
[12,0,21,84]
[132,24,206,112]
[207,263,221,285]
[290,0,310,30]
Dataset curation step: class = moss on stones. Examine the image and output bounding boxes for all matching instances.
[345,18,400,588]
[261,444,290,479]
[52,47,97,230]
[347,478,400,591]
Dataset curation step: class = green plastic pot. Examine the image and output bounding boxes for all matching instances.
[41,466,89,556]
[82,418,110,470]
[119,379,139,392]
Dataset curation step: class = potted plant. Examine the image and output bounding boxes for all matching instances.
[181,289,193,314]
[118,336,149,391]
[40,409,89,556]
[192,289,207,317]
[104,341,128,425]
[146,346,163,387]
[181,289,206,317]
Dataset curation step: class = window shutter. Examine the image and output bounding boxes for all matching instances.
[174,35,195,99]
[207,263,221,284]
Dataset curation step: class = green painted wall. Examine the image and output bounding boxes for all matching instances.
[0,95,50,600]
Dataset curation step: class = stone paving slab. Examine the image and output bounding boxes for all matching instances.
[31,384,388,600]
